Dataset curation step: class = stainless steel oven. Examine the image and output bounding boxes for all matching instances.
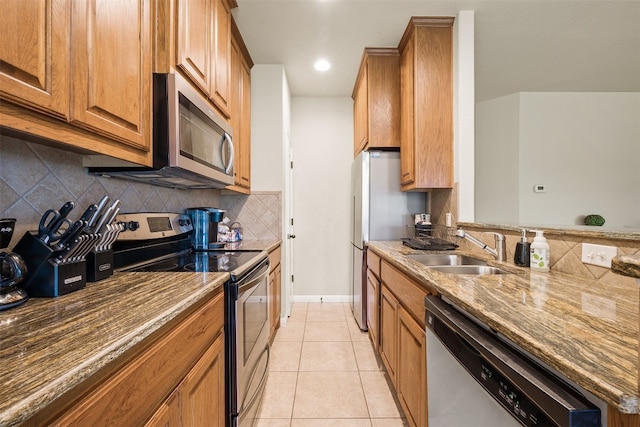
[227,259,270,427]
[112,212,271,426]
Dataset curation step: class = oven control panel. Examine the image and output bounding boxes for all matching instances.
[115,213,192,240]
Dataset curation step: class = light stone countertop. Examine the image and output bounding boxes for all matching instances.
[0,270,228,427]
[612,254,640,279]
[368,240,640,414]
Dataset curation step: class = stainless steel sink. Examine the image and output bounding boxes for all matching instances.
[406,254,487,266]
[427,265,508,275]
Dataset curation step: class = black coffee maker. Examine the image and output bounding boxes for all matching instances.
[0,218,28,310]
[185,208,226,250]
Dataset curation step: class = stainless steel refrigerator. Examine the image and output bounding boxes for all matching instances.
[351,150,427,330]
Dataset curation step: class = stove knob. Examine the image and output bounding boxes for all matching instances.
[179,218,188,227]
[127,221,140,231]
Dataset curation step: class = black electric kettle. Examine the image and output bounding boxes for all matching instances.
[0,218,28,310]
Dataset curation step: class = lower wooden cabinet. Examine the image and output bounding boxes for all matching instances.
[175,333,226,426]
[375,258,431,427]
[268,244,282,341]
[379,284,399,386]
[46,291,225,427]
[366,269,380,347]
[397,306,428,427]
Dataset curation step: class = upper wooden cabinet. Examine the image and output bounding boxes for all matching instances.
[228,17,252,193]
[175,0,234,119]
[352,48,400,157]
[0,0,153,166]
[70,0,152,152]
[0,0,69,119]
[398,17,454,191]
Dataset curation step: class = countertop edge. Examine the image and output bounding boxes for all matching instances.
[612,255,640,279]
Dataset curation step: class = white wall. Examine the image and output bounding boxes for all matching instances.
[476,92,640,227]
[290,97,353,299]
[475,93,521,222]
[251,65,287,190]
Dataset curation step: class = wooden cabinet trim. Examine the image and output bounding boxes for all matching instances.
[379,284,399,386]
[397,306,427,427]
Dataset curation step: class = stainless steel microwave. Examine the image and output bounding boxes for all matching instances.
[86,72,234,189]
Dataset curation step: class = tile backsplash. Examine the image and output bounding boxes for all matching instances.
[0,134,281,248]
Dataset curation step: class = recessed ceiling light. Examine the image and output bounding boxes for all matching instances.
[314,59,331,72]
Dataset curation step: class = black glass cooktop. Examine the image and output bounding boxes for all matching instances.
[123,250,264,274]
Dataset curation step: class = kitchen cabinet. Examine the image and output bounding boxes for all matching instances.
[0,0,153,166]
[0,0,68,119]
[175,334,226,426]
[268,244,282,342]
[46,291,225,427]
[379,284,399,386]
[228,17,253,193]
[398,17,454,191]
[352,48,400,157]
[366,249,382,347]
[376,258,431,427]
[175,0,234,119]
[70,0,152,152]
[366,270,380,348]
[397,305,428,427]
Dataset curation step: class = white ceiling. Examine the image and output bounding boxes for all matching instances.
[232,0,640,102]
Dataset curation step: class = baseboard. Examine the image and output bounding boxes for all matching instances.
[292,295,351,303]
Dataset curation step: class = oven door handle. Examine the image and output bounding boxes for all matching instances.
[237,261,270,295]
[239,345,270,413]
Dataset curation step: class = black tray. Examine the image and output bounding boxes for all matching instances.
[401,237,458,251]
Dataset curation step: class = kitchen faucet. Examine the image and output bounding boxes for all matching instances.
[455,229,506,261]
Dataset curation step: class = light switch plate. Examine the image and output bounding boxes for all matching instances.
[581,243,617,268]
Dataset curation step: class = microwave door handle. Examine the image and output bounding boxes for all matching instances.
[222,132,234,174]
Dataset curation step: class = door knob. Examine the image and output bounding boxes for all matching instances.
[287,234,296,239]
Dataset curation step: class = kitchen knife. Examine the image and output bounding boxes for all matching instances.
[52,219,86,252]
[88,196,110,230]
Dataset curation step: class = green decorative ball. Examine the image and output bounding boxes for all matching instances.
[584,214,605,226]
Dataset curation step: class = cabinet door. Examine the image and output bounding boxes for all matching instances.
[70,0,151,152]
[0,0,68,118]
[178,333,225,427]
[177,0,211,95]
[379,284,398,386]
[366,269,380,348]
[397,306,427,427]
[211,0,231,118]
[145,391,180,427]
[353,66,368,156]
[229,27,251,191]
[237,58,251,188]
[399,37,415,187]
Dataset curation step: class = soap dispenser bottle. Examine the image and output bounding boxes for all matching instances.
[514,229,530,267]
[530,230,550,272]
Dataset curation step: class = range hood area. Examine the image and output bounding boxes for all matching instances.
[84,155,233,190]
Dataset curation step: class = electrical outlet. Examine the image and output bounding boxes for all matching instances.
[581,243,617,268]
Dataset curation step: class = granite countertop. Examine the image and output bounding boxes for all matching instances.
[0,270,228,427]
[224,239,281,252]
[368,240,639,414]
[612,254,640,279]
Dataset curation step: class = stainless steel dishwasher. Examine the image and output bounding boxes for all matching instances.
[425,295,603,427]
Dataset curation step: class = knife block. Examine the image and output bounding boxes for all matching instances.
[86,250,113,282]
[12,231,86,297]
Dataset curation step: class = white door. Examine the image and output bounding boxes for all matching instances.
[284,132,294,317]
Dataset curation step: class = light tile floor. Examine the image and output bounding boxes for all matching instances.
[256,302,409,427]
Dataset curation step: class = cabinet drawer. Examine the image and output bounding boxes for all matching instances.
[380,260,429,327]
[367,249,381,278]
